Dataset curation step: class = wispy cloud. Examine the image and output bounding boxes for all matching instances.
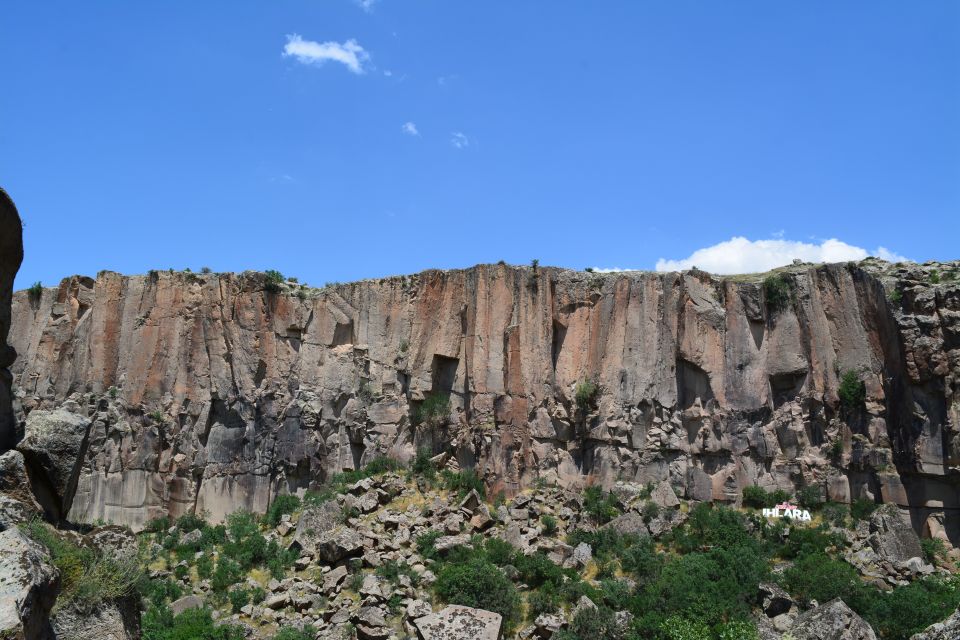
[402,122,419,136]
[355,0,377,12]
[282,35,370,74]
[450,132,469,149]
[655,237,911,274]
[590,267,640,273]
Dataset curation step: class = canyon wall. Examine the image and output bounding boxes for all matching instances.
[0,189,23,452]
[8,260,960,541]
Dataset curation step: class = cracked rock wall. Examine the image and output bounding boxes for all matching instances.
[8,261,960,541]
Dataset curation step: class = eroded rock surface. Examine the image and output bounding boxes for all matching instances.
[0,527,58,639]
[414,604,503,640]
[7,260,960,541]
[0,188,23,451]
[791,598,878,640]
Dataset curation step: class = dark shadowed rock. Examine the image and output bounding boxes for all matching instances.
[0,188,23,452]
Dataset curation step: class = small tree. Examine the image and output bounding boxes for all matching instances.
[27,281,43,300]
[574,379,598,411]
[763,274,792,314]
[838,370,866,413]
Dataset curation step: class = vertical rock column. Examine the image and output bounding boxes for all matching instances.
[0,188,24,452]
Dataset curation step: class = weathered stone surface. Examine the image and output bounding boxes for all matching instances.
[169,595,203,616]
[0,188,23,452]
[414,604,502,640]
[50,600,139,640]
[315,527,365,563]
[291,500,342,554]
[0,527,58,639]
[869,507,924,564]
[8,260,960,546]
[17,408,91,520]
[791,599,878,640]
[602,512,648,537]
[0,450,42,512]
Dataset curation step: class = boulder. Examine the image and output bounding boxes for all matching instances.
[414,605,503,640]
[169,595,203,616]
[869,508,923,565]
[650,481,680,509]
[51,599,140,640]
[291,500,342,554]
[17,408,91,519]
[602,512,648,537]
[0,527,59,639]
[315,527,366,563]
[0,450,41,511]
[791,599,877,640]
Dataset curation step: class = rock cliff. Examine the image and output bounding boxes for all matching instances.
[0,188,24,452]
[8,260,960,540]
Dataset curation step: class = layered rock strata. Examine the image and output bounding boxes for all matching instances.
[8,260,960,541]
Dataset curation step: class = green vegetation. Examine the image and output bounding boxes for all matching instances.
[921,537,946,564]
[575,379,599,411]
[929,271,941,284]
[582,486,621,525]
[410,447,437,480]
[142,606,244,640]
[838,370,866,413]
[850,497,878,521]
[440,468,485,499]
[888,288,903,305]
[274,627,318,640]
[28,281,43,299]
[264,269,285,293]
[740,485,791,509]
[541,514,558,535]
[415,393,451,427]
[262,494,301,527]
[762,274,792,314]
[435,559,521,631]
[22,519,142,613]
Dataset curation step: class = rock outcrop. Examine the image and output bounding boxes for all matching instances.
[0,188,23,452]
[8,259,960,542]
[0,527,59,639]
[911,606,960,640]
[790,599,878,640]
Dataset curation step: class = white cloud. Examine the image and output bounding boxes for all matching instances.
[282,35,370,74]
[655,237,911,275]
[590,267,639,273]
[450,132,469,149]
[402,122,419,136]
[355,0,377,12]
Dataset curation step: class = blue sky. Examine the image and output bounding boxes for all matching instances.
[2,1,958,290]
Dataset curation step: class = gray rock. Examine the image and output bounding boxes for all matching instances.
[17,408,91,519]
[791,599,877,640]
[51,599,140,640]
[571,542,592,568]
[650,480,680,509]
[323,565,348,593]
[0,527,58,639]
[414,605,503,640]
[291,500,342,554]
[759,582,795,618]
[602,512,648,537]
[869,508,923,565]
[534,613,565,638]
[170,595,204,616]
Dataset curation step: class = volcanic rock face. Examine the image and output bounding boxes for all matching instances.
[8,260,960,539]
[0,188,23,452]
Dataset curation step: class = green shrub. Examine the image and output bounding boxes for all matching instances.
[850,498,878,521]
[513,551,568,589]
[263,494,300,527]
[441,468,485,499]
[763,274,792,314]
[659,615,712,640]
[142,605,245,640]
[144,577,183,608]
[567,606,619,640]
[851,576,960,640]
[28,281,43,299]
[228,588,249,613]
[574,379,598,410]
[22,520,142,613]
[410,447,436,480]
[527,585,560,618]
[796,485,822,510]
[196,554,213,579]
[838,370,866,412]
[435,559,521,629]
[540,514,558,535]
[264,270,285,293]
[173,564,188,580]
[822,502,850,528]
[830,438,844,458]
[641,500,661,523]
[484,537,516,566]
[346,571,364,592]
[416,530,443,560]
[274,627,318,640]
[717,620,758,640]
[582,486,620,525]
[620,536,663,586]
[921,538,947,564]
[175,511,206,532]
[929,271,941,284]
[415,393,451,427]
[742,485,770,508]
[782,552,860,606]
[889,288,903,305]
[144,516,171,533]
[376,559,419,586]
[251,587,266,604]
[779,524,845,559]
[211,558,243,593]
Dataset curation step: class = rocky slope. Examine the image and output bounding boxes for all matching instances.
[7,260,960,543]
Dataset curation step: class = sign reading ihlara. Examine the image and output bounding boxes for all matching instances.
[762,501,812,522]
